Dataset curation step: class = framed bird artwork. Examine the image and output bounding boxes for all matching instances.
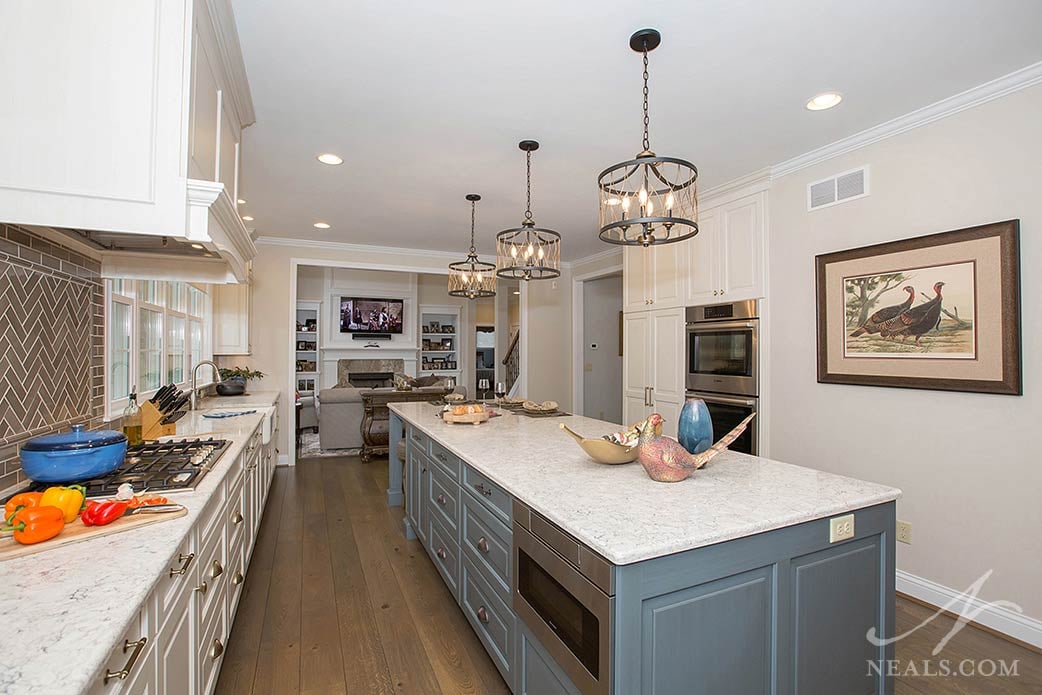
[815,219,1021,395]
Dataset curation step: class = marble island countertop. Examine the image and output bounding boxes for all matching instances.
[390,402,901,565]
[195,388,281,410]
[0,408,272,695]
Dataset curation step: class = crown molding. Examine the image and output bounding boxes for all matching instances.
[773,61,1042,178]
[570,246,623,270]
[202,0,255,126]
[700,167,773,210]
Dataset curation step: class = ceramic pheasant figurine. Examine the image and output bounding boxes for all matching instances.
[637,412,757,482]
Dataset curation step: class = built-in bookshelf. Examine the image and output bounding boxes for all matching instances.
[295,300,321,395]
[419,305,461,382]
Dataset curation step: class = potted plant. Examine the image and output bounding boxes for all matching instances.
[216,366,265,396]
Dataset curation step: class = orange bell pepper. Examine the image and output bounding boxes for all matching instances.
[4,491,42,525]
[6,505,65,545]
[39,485,86,523]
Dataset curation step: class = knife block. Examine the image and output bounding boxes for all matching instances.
[141,401,177,441]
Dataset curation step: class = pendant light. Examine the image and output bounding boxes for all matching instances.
[598,29,699,247]
[448,194,496,299]
[496,140,561,281]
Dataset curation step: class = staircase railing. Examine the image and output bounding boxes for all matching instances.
[502,329,520,392]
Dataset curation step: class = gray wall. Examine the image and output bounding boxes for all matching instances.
[582,274,622,424]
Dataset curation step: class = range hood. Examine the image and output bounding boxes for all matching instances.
[51,180,256,284]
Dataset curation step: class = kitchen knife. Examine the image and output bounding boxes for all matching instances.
[150,384,173,404]
[165,393,191,414]
[124,503,186,516]
[157,389,181,413]
[160,409,188,426]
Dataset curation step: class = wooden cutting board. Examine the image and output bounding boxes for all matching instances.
[0,505,187,561]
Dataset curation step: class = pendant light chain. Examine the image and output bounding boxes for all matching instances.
[642,43,651,152]
[469,198,478,253]
[524,150,533,222]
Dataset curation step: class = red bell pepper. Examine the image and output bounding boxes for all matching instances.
[80,500,129,527]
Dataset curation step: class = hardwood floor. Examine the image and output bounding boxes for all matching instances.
[216,458,1042,695]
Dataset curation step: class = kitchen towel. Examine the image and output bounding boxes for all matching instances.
[201,410,257,419]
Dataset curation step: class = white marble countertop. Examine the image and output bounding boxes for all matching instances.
[0,409,271,695]
[390,402,900,565]
[195,389,281,409]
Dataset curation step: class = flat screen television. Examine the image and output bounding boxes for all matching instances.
[339,297,404,334]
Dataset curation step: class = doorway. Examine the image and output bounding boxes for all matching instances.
[573,270,623,423]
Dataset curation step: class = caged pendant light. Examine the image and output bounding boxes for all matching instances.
[448,194,496,299]
[496,140,561,281]
[598,29,699,247]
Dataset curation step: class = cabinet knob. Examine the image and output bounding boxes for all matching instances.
[232,571,244,586]
[477,606,490,624]
[210,560,224,579]
[436,494,447,506]
[210,639,224,661]
[231,510,244,525]
[194,580,208,595]
[477,537,490,554]
[436,547,447,560]
[713,290,718,296]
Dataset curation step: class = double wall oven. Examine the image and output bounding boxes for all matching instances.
[513,500,614,695]
[685,300,759,455]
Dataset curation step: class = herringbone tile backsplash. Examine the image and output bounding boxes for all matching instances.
[0,224,104,492]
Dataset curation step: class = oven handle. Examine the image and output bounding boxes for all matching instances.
[688,392,757,408]
[686,320,757,331]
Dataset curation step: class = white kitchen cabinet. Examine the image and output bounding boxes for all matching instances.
[685,192,766,305]
[622,308,684,437]
[156,558,196,695]
[623,242,684,312]
[0,0,256,281]
[213,279,252,355]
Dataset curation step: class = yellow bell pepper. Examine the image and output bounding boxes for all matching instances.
[39,485,86,523]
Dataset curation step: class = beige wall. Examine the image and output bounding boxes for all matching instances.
[295,265,325,300]
[524,267,573,410]
[766,84,1041,617]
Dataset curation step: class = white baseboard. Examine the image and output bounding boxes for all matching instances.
[896,570,1042,650]
[277,453,291,467]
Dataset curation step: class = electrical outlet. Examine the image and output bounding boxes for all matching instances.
[829,514,855,543]
[896,520,912,544]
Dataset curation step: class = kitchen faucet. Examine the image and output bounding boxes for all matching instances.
[190,360,221,410]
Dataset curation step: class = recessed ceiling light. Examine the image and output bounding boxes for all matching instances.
[241,215,254,222]
[203,252,214,258]
[806,92,843,111]
[237,198,246,205]
[313,222,331,229]
[190,243,204,250]
[316,153,344,166]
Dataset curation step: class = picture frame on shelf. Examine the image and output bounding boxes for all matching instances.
[296,340,307,350]
[815,219,1021,395]
[428,320,440,333]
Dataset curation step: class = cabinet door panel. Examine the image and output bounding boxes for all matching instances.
[622,313,649,404]
[218,101,240,198]
[623,247,649,312]
[213,282,251,355]
[686,208,720,303]
[721,196,764,301]
[157,572,195,695]
[189,23,220,181]
[649,309,683,401]
[650,242,683,308]
[623,395,649,428]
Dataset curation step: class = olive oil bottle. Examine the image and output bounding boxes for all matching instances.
[122,387,143,445]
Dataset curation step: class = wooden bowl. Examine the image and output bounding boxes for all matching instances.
[560,424,637,465]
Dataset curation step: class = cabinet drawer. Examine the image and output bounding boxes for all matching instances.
[226,472,246,556]
[197,484,227,552]
[196,516,228,630]
[428,463,459,532]
[462,465,511,525]
[197,595,228,695]
[226,540,246,624]
[87,608,152,695]
[461,556,515,685]
[158,534,197,615]
[428,513,460,600]
[406,426,430,454]
[429,440,460,480]
[461,492,512,599]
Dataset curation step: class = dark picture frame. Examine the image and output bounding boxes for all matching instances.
[815,220,1021,395]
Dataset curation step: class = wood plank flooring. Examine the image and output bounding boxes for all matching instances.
[216,457,1042,695]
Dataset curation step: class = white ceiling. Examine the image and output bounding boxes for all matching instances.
[231,0,1042,260]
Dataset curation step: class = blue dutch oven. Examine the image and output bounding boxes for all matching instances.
[20,424,128,482]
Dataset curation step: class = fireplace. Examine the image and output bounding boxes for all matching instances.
[348,372,394,389]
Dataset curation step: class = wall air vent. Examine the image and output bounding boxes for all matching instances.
[807,165,870,211]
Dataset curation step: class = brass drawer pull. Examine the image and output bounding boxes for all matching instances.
[210,560,224,579]
[436,547,447,560]
[231,511,244,525]
[476,606,489,624]
[477,537,489,554]
[474,483,493,497]
[435,453,447,462]
[436,494,447,506]
[210,639,224,661]
[169,552,195,577]
[194,580,208,595]
[103,637,148,684]
[232,571,244,586]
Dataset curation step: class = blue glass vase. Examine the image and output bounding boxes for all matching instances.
[678,398,714,454]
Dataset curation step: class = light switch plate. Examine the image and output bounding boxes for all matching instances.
[829,514,855,543]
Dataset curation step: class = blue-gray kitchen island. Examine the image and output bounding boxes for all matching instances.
[388,402,900,695]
